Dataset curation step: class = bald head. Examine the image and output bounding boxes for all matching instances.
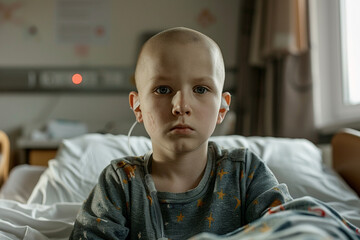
[134,27,225,89]
[145,27,214,46]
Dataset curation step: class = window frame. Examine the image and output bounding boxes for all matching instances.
[310,0,360,134]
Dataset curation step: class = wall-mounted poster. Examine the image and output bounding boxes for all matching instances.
[56,0,110,44]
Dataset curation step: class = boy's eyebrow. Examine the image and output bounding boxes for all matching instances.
[149,75,171,83]
[146,76,220,90]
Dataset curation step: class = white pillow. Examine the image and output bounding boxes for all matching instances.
[28,134,358,205]
[28,134,151,204]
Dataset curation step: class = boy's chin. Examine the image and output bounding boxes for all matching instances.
[165,137,209,153]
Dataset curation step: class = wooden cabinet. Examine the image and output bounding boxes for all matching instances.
[28,150,57,166]
[17,138,60,166]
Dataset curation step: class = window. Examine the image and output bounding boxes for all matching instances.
[310,0,360,133]
[341,0,360,106]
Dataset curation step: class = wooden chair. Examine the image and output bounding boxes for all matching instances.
[332,128,360,197]
[0,130,10,187]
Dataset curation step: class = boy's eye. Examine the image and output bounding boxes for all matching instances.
[194,86,208,94]
[155,86,171,94]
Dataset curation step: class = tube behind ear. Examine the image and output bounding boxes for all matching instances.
[133,100,140,110]
[220,97,229,111]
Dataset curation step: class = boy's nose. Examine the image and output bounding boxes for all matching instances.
[172,91,191,116]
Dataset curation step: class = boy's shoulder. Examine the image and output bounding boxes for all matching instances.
[108,156,146,180]
[210,141,262,165]
[210,141,248,161]
[110,156,145,170]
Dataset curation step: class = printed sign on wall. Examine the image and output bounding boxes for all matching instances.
[56,0,110,44]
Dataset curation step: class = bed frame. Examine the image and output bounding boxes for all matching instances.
[0,130,10,187]
[332,128,360,197]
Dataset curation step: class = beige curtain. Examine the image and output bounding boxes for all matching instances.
[235,0,316,142]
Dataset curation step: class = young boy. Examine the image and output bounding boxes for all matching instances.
[70,27,292,239]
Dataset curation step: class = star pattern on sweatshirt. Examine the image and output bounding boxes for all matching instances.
[197,199,205,207]
[217,169,228,180]
[217,189,226,200]
[234,196,241,210]
[117,161,136,180]
[147,195,153,205]
[177,212,184,222]
[206,212,215,228]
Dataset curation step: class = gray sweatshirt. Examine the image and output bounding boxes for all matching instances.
[70,142,292,239]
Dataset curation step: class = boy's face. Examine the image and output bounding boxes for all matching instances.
[130,40,230,155]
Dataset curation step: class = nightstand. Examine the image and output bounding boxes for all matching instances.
[17,138,61,166]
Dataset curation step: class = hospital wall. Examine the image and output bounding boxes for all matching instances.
[0,0,240,144]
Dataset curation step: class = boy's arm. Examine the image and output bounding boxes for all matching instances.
[70,164,129,239]
[243,151,293,224]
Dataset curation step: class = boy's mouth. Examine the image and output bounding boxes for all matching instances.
[170,124,194,132]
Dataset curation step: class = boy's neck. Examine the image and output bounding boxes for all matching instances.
[150,142,209,193]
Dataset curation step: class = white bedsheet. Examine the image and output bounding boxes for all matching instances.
[0,134,359,239]
[0,200,80,240]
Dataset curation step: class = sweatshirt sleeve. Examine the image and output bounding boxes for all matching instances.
[70,164,130,239]
[243,150,293,224]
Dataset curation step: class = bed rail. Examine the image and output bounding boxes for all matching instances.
[0,130,10,187]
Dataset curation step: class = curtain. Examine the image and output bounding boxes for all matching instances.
[235,0,316,142]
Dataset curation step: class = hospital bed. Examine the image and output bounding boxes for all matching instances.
[0,129,359,239]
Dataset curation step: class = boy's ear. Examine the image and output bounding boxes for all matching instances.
[217,92,231,124]
[129,91,143,122]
